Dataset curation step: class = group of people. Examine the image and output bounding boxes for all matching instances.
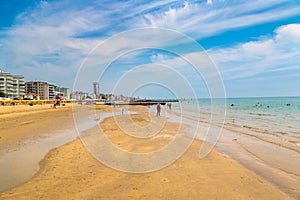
[156,103,172,116]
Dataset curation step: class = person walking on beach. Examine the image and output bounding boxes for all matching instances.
[168,103,172,110]
[156,103,161,116]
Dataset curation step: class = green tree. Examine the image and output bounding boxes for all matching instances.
[0,91,5,97]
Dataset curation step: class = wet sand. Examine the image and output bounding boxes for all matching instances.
[0,104,113,192]
[0,105,293,199]
[216,127,300,198]
[168,106,300,198]
[0,104,74,152]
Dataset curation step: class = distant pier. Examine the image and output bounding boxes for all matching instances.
[118,99,179,106]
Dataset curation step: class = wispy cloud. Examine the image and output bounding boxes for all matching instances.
[209,23,300,80]
[142,0,300,38]
[0,0,299,95]
[130,23,300,97]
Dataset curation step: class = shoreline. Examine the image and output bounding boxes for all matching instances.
[215,127,300,198]
[166,106,300,198]
[0,104,296,199]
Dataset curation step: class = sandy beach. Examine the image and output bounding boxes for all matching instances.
[0,104,73,152]
[0,104,294,199]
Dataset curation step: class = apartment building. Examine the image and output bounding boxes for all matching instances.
[60,87,70,99]
[54,86,70,100]
[0,72,25,99]
[25,81,55,100]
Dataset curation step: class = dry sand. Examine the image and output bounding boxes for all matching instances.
[0,105,293,199]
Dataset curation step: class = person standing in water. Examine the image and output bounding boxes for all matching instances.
[168,103,172,110]
[156,103,161,116]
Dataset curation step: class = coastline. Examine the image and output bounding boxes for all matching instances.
[0,105,294,199]
[169,102,300,198]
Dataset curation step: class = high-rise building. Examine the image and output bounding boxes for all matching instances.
[0,72,25,99]
[93,82,100,96]
[60,87,70,99]
[25,81,55,100]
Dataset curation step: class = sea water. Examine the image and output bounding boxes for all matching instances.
[172,97,300,152]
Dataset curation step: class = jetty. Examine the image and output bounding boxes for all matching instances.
[127,99,178,106]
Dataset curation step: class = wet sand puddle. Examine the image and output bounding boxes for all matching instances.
[0,112,123,192]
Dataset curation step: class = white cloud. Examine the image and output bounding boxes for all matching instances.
[133,23,300,87]
[1,0,180,83]
[142,0,300,38]
[275,23,300,47]
[208,24,300,80]
[0,0,299,94]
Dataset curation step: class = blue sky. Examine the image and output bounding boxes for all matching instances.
[0,0,300,98]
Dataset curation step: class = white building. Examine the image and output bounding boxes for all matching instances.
[70,91,88,100]
[54,86,70,100]
[0,72,25,99]
[60,87,70,99]
[93,82,100,97]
